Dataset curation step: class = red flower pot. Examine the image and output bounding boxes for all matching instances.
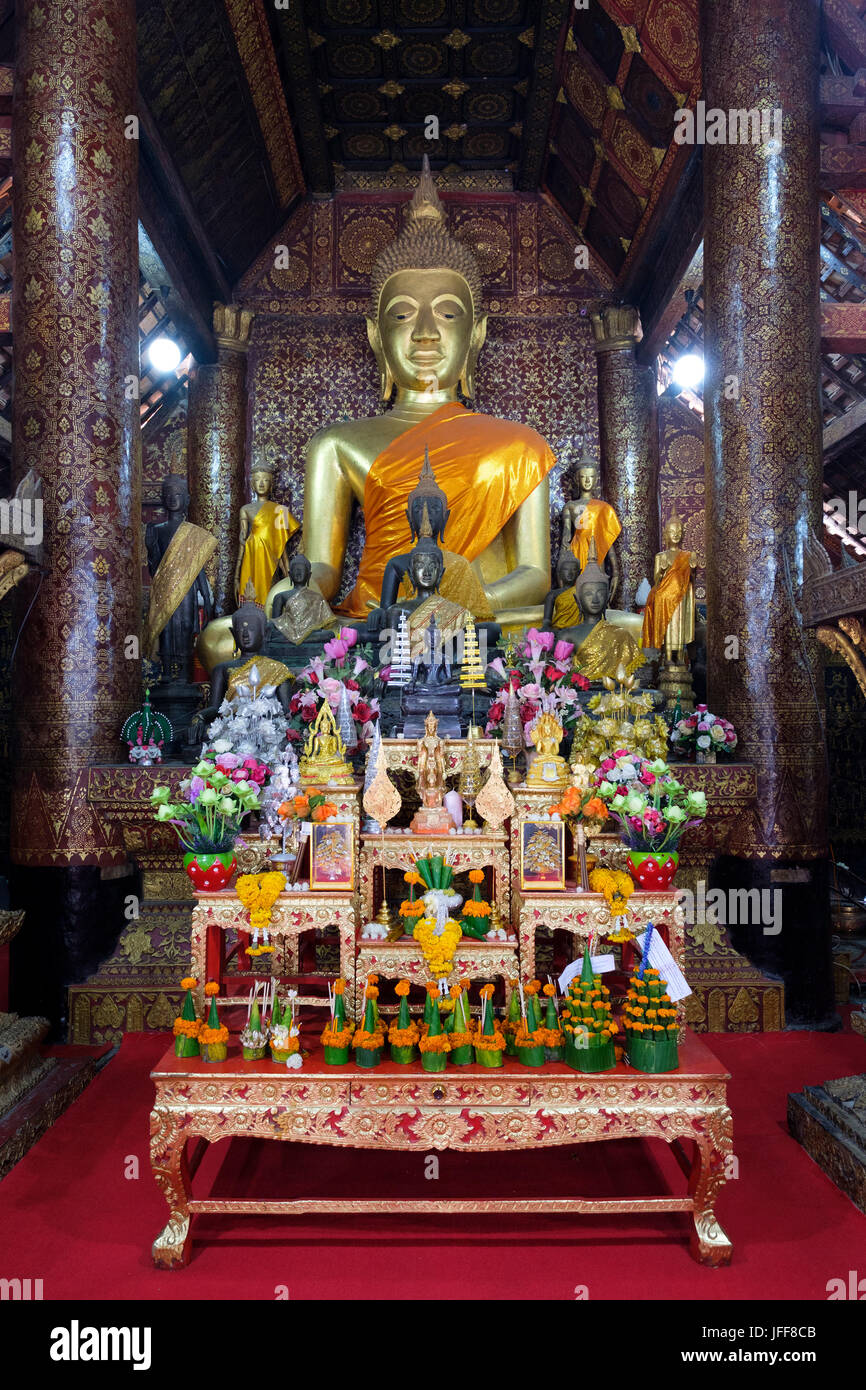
[627,850,679,891]
[183,851,236,892]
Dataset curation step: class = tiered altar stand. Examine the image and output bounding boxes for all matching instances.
[149,1033,733,1269]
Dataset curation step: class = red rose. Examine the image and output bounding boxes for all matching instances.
[289,696,300,714]
[301,705,316,723]
[544,665,561,683]
[353,700,373,723]
[345,678,359,692]
[571,672,589,689]
[509,669,521,683]
[286,729,301,742]
[488,701,504,724]
[308,672,319,684]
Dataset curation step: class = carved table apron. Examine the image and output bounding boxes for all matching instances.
[150,1032,733,1269]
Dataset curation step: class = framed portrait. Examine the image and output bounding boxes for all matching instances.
[519,819,565,891]
[309,821,355,892]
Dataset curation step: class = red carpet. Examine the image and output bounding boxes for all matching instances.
[1,1030,865,1300]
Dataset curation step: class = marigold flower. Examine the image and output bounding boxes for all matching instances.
[180,976,197,990]
[334,978,346,994]
[204,981,219,997]
[469,869,484,884]
[395,980,410,996]
[543,982,556,997]
[365,985,379,999]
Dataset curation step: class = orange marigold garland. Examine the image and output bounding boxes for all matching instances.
[173,976,201,1056]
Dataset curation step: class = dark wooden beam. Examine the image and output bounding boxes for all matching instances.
[273,8,333,199]
[821,70,866,126]
[516,0,572,192]
[822,301,866,354]
[824,394,866,461]
[824,0,866,74]
[624,145,703,365]
[821,143,866,188]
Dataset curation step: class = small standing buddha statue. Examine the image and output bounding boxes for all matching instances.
[298,698,355,786]
[641,510,697,711]
[410,711,454,834]
[234,458,300,607]
[525,710,570,789]
[560,456,622,607]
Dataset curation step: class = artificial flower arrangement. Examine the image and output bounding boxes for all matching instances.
[622,959,679,1073]
[484,629,589,742]
[151,760,261,890]
[460,868,492,939]
[321,978,354,1063]
[561,948,617,1073]
[286,628,381,748]
[669,704,738,760]
[277,787,338,825]
[202,748,270,788]
[352,983,385,1068]
[173,976,201,1057]
[549,783,609,829]
[199,981,229,1063]
[474,983,505,1067]
[411,853,463,977]
[388,980,420,1064]
[591,752,707,889]
[235,870,286,956]
[569,684,669,766]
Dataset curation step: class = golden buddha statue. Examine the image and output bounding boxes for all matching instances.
[642,510,696,663]
[302,156,555,629]
[555,540,643,682]
[410,710,453,833]
[560,456,622,605]
[298,697,354,786]
[234,459,299,607]
[525,710,570,788]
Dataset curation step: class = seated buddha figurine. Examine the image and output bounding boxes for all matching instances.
[560,456,622,607]
[367,447,493,631]
[190,586,292,742]
[554,541,643,682]
[270,553,338,645]
[541,550,580,632]
[234,459,299,607]
[384,534,468,656]
[302,156,555,629]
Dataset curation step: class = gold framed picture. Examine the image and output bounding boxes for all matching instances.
[519,819,565,891]
[309,821,355,892]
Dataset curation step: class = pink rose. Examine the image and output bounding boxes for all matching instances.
[600,758,616,772]
[320,676,343,707]
[526,627,554,652]
[553,639,574,662]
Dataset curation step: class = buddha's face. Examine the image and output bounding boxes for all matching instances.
[251,470,272,498]
[666,519,684,546]
[577,580,608,617]
[411,549,442,592]
[289,556,311,588]
[577,464,598,495]
[162,481,187,514]
[232,609,265,652]
[558,558,579,589]
[369,269,486,396]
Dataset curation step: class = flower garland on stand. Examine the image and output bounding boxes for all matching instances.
[540,982,563,1061]
[173,976,201,1057]
[414,915,462,978]
[622,959,679,1073]
[199,981,228,1063]
[588,865,635,942]
[561,947,617,1073]
[321,978,354,1063]
[236,870,286,957]
[388,980,420,1064]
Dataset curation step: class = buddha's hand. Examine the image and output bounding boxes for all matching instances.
[366,606,387,635]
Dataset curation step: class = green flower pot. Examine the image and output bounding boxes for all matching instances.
[516,1044,546,1068]
[201,1041,227,1063]
[241,1044,268,1061]
[420,1050,448,1072]
[450,1043,475,1066]
[183,851,237,892]
[323,1045,350,1065]
[475,1045,504,1068]
[460,915,491,940]
[270,1046,297,1064]
[354,1046,381,1069]
[389,1044,417,1065]
[563,1038,616,1073]
[174,1034,200,1058]
[626,1034,679,1073]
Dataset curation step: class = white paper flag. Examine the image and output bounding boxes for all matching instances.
[557,953,615,993]
[634,930,692,1002]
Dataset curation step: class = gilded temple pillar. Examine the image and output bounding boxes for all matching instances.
[187,303,253,616]
[10,0,141,1029]
[703,0,832,1024]
[591,305,660,609]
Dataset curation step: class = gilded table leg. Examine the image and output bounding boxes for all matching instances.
[688,1127,733,1266]
[150,1107,193,1268]
[519,910,536,982]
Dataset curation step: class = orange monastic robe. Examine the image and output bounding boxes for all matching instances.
[570,497,622,570]
[641,549,693,650]
[342,403,556,617]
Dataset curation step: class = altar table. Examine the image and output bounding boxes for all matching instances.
[149,1033,733,1269]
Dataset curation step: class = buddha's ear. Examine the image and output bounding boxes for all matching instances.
[460,312,488,401]
[366,315,394,403]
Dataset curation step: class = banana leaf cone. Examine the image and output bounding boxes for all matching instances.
[544,993,562,1063]
[420,997,448,1073]
[423,984,439,1028]
[202,997,227,1063]
[525,988,542,1033]
[580,944,595,986]
[174,983,200,1057]
[389,992,417,1065]
[474,994,504,1069]
[242,1000,268,1060]
[449,986,474,1066]
[504,986,521,1056]
[271,994,283,1030]
[354,995,382,1069]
